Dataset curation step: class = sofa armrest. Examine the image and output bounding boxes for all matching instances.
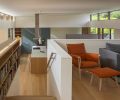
[99,48,120,68]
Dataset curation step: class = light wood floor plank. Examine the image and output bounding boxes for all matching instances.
[7,54,120,100]
[72,69,120,100]
[7,54,47,96]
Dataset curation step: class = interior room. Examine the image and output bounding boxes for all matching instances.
[0,0,120,100]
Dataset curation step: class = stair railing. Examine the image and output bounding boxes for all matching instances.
[47,53,56,72]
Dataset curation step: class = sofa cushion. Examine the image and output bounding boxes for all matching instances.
[106,43,120,53]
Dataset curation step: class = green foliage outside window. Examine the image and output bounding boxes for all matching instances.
[99,13,108,20]
[111,29,115,33]
[110,11,120,19]
[104,28,110,34]
[91,14,98,21]
[90,27,98,34]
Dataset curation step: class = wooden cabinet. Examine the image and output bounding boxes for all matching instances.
[0,39,20,100]
[30,49,47,74]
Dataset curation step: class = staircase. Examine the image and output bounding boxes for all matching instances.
[5,96,56,100]
[5,53,57,100]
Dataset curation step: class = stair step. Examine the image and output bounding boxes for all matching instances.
[5,96,56,100]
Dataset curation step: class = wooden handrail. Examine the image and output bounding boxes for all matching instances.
[47,53,56,72]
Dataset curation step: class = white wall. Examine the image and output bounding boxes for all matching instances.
[51,28,82,39]
[0,17,15,44]
[55,39,120,53]
[47,40,72,100]
[88,20,120,29]
[15,14,90,28]
[15,16,35,28]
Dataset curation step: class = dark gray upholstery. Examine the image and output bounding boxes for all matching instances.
[99,48,120,71]
[66,34,99,39]
[106,43,120,53]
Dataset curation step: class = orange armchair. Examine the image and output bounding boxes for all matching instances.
[67,43,100,79]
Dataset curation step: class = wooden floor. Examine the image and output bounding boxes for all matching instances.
[7,54,120,100]
[7,54,47,96]
[72,69,120,100]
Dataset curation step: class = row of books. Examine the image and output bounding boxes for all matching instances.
[0,43,20,100]
[0,61,19,99]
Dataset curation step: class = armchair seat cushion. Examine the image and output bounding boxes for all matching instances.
[73,59,98,68]
[81,61,98,68]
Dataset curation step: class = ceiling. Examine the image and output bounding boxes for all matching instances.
[0,0,120,16]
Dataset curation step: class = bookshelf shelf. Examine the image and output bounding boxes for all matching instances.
[15,28,21,37]
[0,39,21,100]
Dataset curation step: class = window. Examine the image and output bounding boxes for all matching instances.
[103,28,111,39]
[110,10,120,19]
[99,13,109,20]
[90,27,98,34]
[111,29,115,39]
[111,29,115,34]
[104,28,110,34]
[91,14,98,21]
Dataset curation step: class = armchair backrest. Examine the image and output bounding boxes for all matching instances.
[67,43,86,60]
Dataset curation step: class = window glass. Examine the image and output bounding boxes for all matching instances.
[103,28,110,39]
[100,13,109,20]
[111,29,115,34]
[104,28,110,34]
[111,29,115,39]
[110,10,120,19]
[90,27,98,34]
[91,14,98,21]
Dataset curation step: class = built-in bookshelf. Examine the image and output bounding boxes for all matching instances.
[15,28,21,37]
[0,39,20,100]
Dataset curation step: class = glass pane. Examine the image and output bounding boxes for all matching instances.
[110,10,120,19]
[104,28,110,39]
[104,28,110,34]
[100,28,103,34]
[111,29,115,39]
[91,14,98,21]
[91,27,98,34]
[100,13,109,20]
[111,29,115,34]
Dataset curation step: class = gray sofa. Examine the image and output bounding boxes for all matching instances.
[99,43,120,70]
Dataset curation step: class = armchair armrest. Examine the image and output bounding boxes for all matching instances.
[99,48,120,68]
[70,54,81,66]
[85,53,100,62]
[71,54,81,60]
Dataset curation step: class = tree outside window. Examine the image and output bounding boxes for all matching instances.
[91,14,98,21]
[110,11,120,19]
[90,27,98,34]
[100,13,109,20]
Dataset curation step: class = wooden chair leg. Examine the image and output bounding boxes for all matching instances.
[115,76,119,87]
[99,78,102,91]
[90,74,94,85]
[78,68,81,80]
